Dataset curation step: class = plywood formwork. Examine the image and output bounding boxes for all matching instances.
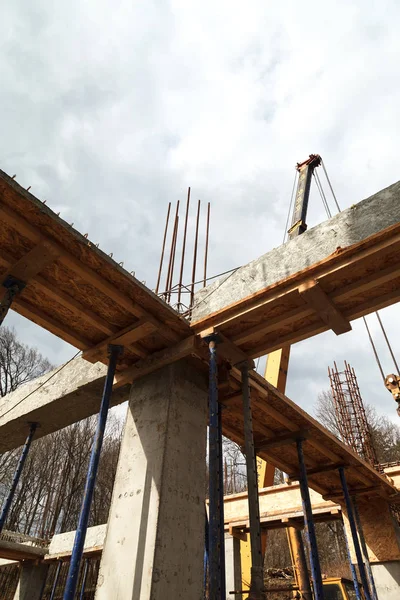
[1,170,400,507]
[220,368,400,504]
[191,181,400,358]
[0,169,191,372]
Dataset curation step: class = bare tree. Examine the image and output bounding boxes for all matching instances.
[315,389,400,463]
[0,326,123,538]
[0,326,53,397]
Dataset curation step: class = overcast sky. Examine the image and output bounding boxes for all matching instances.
[1,1,400,419]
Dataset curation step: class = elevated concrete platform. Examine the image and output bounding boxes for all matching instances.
[192,181,400,358]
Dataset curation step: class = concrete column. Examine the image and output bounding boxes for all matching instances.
[13,562,48,600]
[225,533,242,599]
[95,360,208,600]
[342,497,400,599]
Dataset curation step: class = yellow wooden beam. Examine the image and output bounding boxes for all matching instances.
[240,345,291,595]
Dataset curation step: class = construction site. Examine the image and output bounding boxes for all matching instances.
[1,151,400,600]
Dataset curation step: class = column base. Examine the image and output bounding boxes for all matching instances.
[371,561,400,600]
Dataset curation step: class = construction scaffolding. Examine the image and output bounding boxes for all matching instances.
[329,361,379,467]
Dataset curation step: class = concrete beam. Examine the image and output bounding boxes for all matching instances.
[0,356,130,453]
[45,524,106,560]
[192,180,400,322]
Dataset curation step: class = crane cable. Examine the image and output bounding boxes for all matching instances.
[315,160,399,381]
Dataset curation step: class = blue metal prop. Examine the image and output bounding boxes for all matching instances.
[206,334,225,600]
[0,422,37,533]
[352,497,378,600]
[296,438,324,600]
[338,467,372,600]
[49,561,62,600]
[63,344,122,600]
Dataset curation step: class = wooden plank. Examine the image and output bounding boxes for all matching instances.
[217,333,255,368]
[232,306,313,346]
[1,242,60,283]
[0,248,116,337]
[82,319,156,362]
[14,298,92,350]
[298,279,351,335]
[248,322,328,359]
[33,276,116,336]
[331,262,400,302]
[113,335,200,389]
[287,462,345,483]
[0,203,180,344]
[191,225,400,333]
[256,429,309,452]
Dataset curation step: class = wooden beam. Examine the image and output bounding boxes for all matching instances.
[14,298,92,349]
[248,322,328,359]
[33,276,116,336]
[323,485,381,501]
[0,248,117,337]
[256,429,309,452]
[287,462,345,483]
[113,335,201,389]
[298,279,351,335]
[232,306,313,346]
[191,225,400,332]
[82,318,156,363]
[1,242,60,284]
[228,525,247,542]
[281,518,303,530]
[0,203,180,344]
[331,262,400,302]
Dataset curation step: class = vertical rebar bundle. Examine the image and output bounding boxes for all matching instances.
[328,361,378,466]
[156,189,211,314]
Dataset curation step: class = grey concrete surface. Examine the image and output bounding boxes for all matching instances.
[225,533,242,600]
[0,356,130,453]
[192,180,400,322]
[371,561,400,600]
[95,359,208,600]
[46,524,106,559]
[13,562,49,600]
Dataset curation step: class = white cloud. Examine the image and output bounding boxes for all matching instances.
[1,0,400,421]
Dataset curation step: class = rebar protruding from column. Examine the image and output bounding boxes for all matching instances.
[63,344,123,600]
[178,188,190,307]
[338,467,372,600]
[0,422,37,533]
[296,439,324,600]
[203,202,210,288]
[240,362,264,599]
[190,199,201,308]
[207,334,226,600]
[155,202,171,294]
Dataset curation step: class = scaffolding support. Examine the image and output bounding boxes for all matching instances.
[207,334,226,600]
[63,344,123,600]
[79,559,90,600]
[0,422,37,534]
[352,498,378,600]
[240,362,265,599]
[342,514,363,600]
[204,509,209,600]
[338,467,372,600]
[296,438,324,600]
[50,561,63,600]
[0,276,25,327]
